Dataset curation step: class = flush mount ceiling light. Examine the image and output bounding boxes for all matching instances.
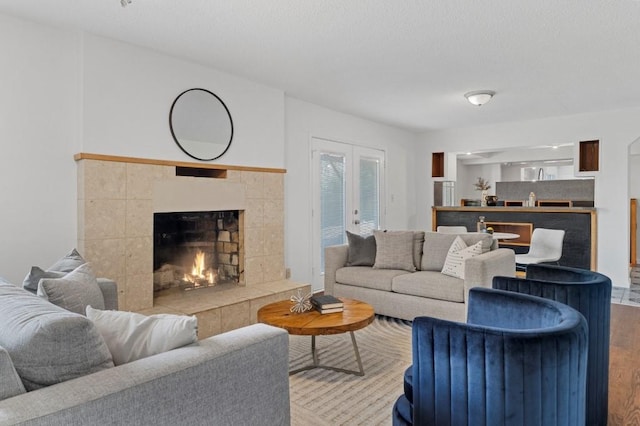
[464,90,496,106]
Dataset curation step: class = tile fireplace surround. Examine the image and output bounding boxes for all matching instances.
[76,153,309,337]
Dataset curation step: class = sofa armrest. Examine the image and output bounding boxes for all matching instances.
[464,248,515,300]
[0,324,290,426]
[96,278,118,310]
[324,244,349,295]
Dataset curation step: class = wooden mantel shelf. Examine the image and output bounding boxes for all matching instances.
[74,153,286,174]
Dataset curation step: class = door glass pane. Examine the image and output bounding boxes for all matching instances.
[359,157,379,235]
[320,153,346,272]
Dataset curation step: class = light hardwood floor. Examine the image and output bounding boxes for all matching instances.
[609,303,640,425]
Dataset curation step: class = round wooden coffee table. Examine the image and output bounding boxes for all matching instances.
[257,297,374,376]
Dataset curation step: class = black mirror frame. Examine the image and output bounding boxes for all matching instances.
[169,88,234,161]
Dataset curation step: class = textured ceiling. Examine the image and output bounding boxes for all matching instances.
[2,1,640,132]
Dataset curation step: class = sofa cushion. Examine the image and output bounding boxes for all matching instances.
[37,263,105,314]
[345,231,377,266]
[392,271,465,303]
[373,230,416,272]
[421,232,492,271]
[0,346,26,401]
[336,266,411,291]
[48,248,86,273]
[0,281,113,391]
[441,237,484,279]
[86,306,198,365]
[22,267,66,294]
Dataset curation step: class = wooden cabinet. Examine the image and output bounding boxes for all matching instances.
[537,199,573,207]
[579,140,599,172]
[432,152,445,178]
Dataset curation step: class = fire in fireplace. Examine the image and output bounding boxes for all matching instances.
[153,210,243,292]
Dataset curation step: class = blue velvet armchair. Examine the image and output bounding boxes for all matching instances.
[392,287,588,426]
[493,264,612,426]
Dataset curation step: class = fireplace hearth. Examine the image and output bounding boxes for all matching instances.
[153,210,243,292]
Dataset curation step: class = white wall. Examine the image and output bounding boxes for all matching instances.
[0,14,81,284]
[285,98,419,290]
[0,15,287,284]
[82,34,285,168]
[417,109,640,287]
[456,163,500,200]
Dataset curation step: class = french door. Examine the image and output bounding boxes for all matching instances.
[311,138,385,290]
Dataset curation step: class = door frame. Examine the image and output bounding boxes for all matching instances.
[309,136,386,291]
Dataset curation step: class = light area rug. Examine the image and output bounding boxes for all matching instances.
[289,315,412,426]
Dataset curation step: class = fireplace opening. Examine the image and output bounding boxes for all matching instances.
[153,210,243,292]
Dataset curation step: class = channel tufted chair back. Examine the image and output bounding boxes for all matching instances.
[392,287,588,426]
[492,264,612,426]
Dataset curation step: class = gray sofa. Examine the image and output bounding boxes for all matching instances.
[325,231,515,322]
[0,278,290,426]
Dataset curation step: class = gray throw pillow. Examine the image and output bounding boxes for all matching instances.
[373,230,416,272]
[38,263,105,315]
[0,281,113,391]
[22,266,66,294]
[48,248,86,273]
[346,231,377,266]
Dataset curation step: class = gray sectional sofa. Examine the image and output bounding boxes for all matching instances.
[0,278,290,426]
[325,231,516,322]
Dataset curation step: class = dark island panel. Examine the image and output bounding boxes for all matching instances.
[433,207,596,270]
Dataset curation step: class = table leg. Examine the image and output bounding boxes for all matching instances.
[290,331,364,376]
[311,335,318,366]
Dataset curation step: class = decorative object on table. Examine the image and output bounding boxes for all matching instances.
[528,191,536,207]
[485,195,498,206]
[310,294,344,314]
[474,177,491,207]
[476,216,487,233]
[486,226,494,234]
[290,290,313,313]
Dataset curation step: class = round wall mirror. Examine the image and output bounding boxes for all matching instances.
[169,88,234,161]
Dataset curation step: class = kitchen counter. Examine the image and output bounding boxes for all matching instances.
[432,206,596,269]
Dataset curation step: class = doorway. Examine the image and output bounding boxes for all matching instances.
[311,137,385,290]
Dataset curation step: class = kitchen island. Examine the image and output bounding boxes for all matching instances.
[432,206,596,270]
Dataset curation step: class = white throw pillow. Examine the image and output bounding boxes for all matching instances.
[86,306,198,365]
[441,236,484,279]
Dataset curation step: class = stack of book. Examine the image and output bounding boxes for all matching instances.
[310,294,344,314]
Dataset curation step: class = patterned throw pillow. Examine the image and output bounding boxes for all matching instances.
[441,236,484,279]
[373,230,416,272]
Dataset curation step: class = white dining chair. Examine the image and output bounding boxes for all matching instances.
[436,226,468,234]
[515,228,565,267]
